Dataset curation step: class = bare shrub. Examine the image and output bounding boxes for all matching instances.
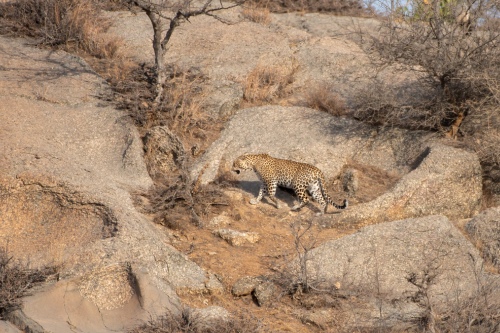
[289,218,318,294]
[129,307,266,333]
[355,0,500,201]
[146,173,229,229]
[246,0,369,16]
[141,145,229,229]
[357,0,500,131]
[404,256,500,333]
[243,61,298,105]
[124,0,244,103]
[0,0,120,58]
[0,248,57,319]
[272,217,334,298]
[300,82,348,116]
[352,83,458,131]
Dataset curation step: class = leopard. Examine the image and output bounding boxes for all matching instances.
[232,153,348,215]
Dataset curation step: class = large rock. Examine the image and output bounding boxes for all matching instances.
[0,321,22,333]
[0,36,221,333]
[334,142,482,225]
[290,215,500,330]
[187,306,231,331]
[304,216,482,297]
[465,206,500,270]
[20,267,180,333]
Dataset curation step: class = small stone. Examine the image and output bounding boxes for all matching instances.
[208,214,232,228]
[253,281,276,307]
[214,229,260,246]
[232,276,263,296]
[188,306,230,331]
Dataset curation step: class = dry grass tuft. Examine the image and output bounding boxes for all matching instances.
[160,69,209,134]
[115,65,215,140]
[0,0,121,59]
[300,82,348,116]
[241,4,271,25]
[243,60,298,106]
[146,176,229,230]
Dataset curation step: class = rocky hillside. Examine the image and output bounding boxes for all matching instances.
[0,3,499,333]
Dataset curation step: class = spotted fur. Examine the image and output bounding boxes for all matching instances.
[232,153,348,214]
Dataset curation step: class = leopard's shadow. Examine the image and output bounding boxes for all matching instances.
[234,180,344,215]
[235,180,302,209]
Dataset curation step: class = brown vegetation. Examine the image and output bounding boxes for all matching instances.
[0,0,119,57]
[300,82,348,116]
[241,3,272,24]
[355,0,500,204]
[247,0,369,16]
[0,248,57,319]
[129,307,266,333]
[113,64,228,226]
[242,60,298,106]
[120,65,211,134]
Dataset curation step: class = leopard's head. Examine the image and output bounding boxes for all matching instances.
[232,154,255,175]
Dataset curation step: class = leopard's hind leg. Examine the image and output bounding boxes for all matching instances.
[266,179,280,209]
[291,183,310,211]
[309,180,328,214]
[250,184,265,205]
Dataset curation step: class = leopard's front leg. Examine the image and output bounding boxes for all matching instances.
[250,184,265,205]
[250,180,280,209]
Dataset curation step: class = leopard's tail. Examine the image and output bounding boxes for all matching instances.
[318,178,348,210]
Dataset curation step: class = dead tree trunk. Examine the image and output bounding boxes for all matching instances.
[144,9,166,103]
[130,0,244,103]
[144,8,183,103]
